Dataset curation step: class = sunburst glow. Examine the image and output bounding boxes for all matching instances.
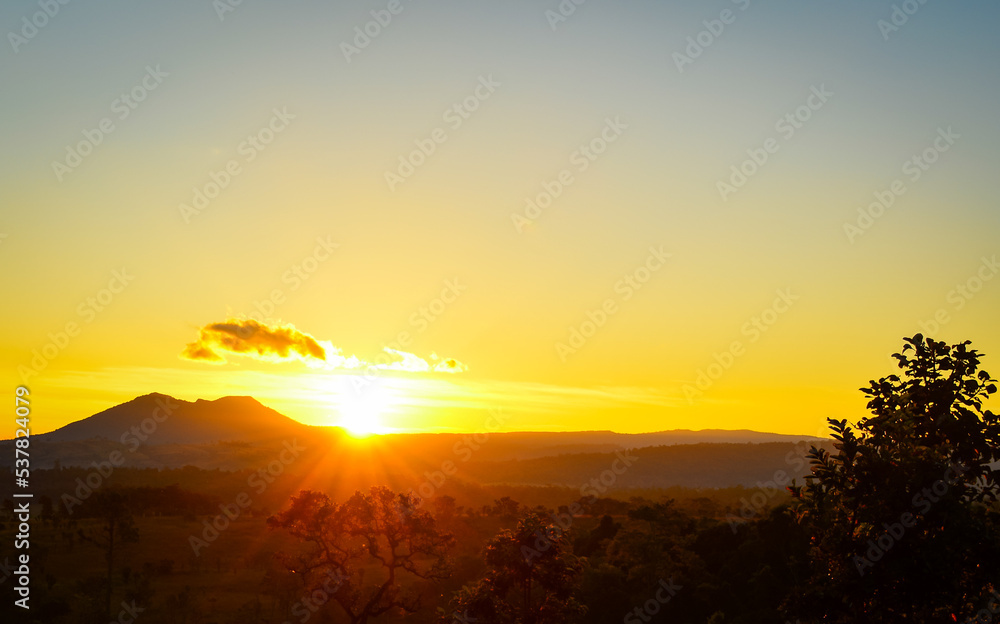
[332,381,395,437]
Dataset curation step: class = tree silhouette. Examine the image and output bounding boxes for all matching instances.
[268,486,454,624]
[573,514,620,558]
[604,500,702,622]
[447,513,585,624]
[788,335,1000,622]
[490,496,521,520]
[77,489,139,619]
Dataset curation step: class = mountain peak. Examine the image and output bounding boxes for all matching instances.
[207,395,264,406]
[36,393,307,444]
[132,391,181,401]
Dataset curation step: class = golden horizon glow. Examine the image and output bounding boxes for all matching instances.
[2,2,999,438]
[330,381,397,438]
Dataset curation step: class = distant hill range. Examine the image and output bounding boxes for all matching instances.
[0,393,831,490]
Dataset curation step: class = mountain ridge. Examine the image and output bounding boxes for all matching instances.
[0,393,834,490]
[13,392,828,446]
[33,392,312,445]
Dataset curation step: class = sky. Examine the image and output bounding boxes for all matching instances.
[2,0,998,436]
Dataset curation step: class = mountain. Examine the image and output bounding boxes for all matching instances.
[462,442,826,489]
[16,393,826,451]
[36,393,311,445]
[392,429,827,462]
[0,394,830,490]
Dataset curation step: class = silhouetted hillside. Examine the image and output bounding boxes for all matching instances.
[36,393,311,444]
[1,394,830,490]
[463,441,832,489]
[384,429,827,462]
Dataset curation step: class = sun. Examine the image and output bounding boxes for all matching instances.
[333,383,394,438]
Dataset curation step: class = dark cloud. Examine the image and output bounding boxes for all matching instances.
[181,319,468,374]
[181,319,326,364]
